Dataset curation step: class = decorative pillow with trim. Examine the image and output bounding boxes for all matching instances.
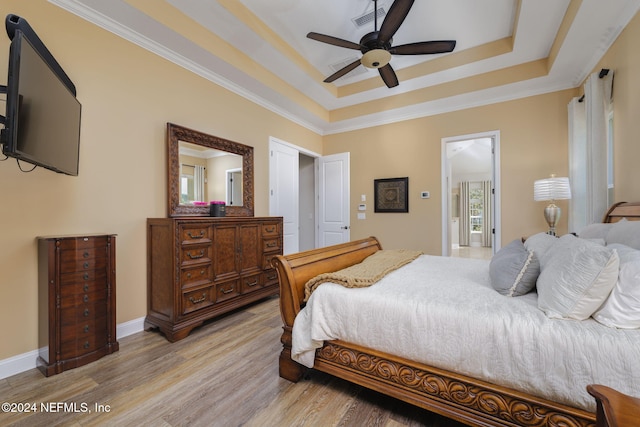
[593,244,640,328]
[537,234,619,320]
[489,239,539,296]
[524,232,558,267]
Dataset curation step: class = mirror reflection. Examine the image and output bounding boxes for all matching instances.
[179,141,243,207]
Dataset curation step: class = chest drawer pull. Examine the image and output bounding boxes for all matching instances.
[84,284,89,292]
[83,341,90,349]
[265,226,275,232]
[245,280,258,287]
[189,293,207,304]
[186,250,205,259]
[267,273,277,281]
[83,295,89,303]
[220,286,234,294]
[83,273,90,281]
[83,262,90,269]
[266,241,277,248]
[83,251,90,258]
[187,231,205,239]
[84,325,90,333]
[83,309,90,317]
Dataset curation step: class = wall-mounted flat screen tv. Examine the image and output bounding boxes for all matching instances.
[1,14,81,176]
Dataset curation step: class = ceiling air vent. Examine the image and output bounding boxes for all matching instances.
[352,7,386,28]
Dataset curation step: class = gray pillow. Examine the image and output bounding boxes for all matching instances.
[605,220,640,249]
[524,232,558,267]
[578,223,614,240]
[537,234,619,320]
[490,239,540,296]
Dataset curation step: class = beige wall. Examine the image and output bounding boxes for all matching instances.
[324,89,577,253]
[0,1,638,363]
[0,0,321,360]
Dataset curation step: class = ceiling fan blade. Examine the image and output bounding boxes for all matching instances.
[390,40,457,55]
[307,32,361,50]
[323,59,362,83]
[378,0,415,44]
[378,64,399,88]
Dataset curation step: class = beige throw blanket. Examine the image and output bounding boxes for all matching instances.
[304,249,422,301]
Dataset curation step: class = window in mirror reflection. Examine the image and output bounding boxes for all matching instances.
[179,141,243,207]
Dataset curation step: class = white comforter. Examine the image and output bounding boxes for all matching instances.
[291,255,640,411]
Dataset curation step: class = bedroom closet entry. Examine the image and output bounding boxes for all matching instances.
[441,131,501,259]
[269,137,350,255]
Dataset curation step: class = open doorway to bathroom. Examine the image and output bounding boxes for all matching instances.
[441,131,501,259]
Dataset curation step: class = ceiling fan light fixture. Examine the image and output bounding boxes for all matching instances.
[361,49,391,69]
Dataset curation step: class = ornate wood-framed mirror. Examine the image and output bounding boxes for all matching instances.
[167,123,254,217]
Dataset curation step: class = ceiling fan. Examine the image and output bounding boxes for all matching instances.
[307,0,456,88]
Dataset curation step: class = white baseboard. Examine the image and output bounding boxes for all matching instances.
[0,316,145,380]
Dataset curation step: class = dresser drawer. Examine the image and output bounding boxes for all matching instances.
[180,244,212,266]
[262,222,280,236]
[181,264,213,289]
[262,237,281,253]
[263,270,279,287]
[60,271,107,290]
[216,280,240,302]
[262,253,279,270]
[61,315,107,344]
[182,286,215,315]
[60,327,108,359]
[60,255,107,274]
[180,225,212,244]
[240,274,262,294]
[60,299,107,322]
[56,236,109,250]
[60,288,108,309]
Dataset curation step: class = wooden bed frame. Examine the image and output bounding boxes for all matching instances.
[272,202,640,427]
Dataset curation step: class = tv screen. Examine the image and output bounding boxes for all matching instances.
[1,15,81,176]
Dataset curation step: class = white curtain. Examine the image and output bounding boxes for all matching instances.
[482,180,492,247]
[569,71,613,232]
[459,182,470,246]
[194,165,205,202]
[568,97,588,233]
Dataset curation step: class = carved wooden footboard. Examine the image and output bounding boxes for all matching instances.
[272,236,597,427]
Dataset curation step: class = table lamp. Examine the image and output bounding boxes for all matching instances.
[534,175,571,235]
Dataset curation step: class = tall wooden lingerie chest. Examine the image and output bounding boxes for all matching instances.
[37,234,118,376]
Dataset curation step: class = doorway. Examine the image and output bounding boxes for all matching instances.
[441,131,501,258]
[269,137,350,255]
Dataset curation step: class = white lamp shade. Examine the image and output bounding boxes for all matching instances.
[534,176,571,201]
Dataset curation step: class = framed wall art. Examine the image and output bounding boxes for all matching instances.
[374,177,409,213]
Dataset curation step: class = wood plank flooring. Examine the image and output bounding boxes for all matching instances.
[0,297,466,427]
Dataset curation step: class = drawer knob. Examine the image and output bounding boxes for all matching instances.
[84,325,90,333]
[84,284,89,292]
[83,341,90,349]
[83,262,90,269]
[189,293,207,304]
[83,295,89,303]
[84,309,90,317]
[83,251,90,258]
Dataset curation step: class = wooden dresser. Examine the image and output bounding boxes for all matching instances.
[145,217,282,341]
[37,234,118,376]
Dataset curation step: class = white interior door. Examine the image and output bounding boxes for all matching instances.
[269,141,299,254]
[317,152,350,248]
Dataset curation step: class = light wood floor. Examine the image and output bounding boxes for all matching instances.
[0,297,466,427]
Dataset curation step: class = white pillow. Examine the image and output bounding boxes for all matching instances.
[593,244,640,328]
[605,220,640,250]
[524,233,558,267]
[537,234,619,320]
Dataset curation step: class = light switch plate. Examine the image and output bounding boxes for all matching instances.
[420,191,430,199]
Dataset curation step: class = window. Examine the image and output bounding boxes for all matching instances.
[469,187,484,234]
